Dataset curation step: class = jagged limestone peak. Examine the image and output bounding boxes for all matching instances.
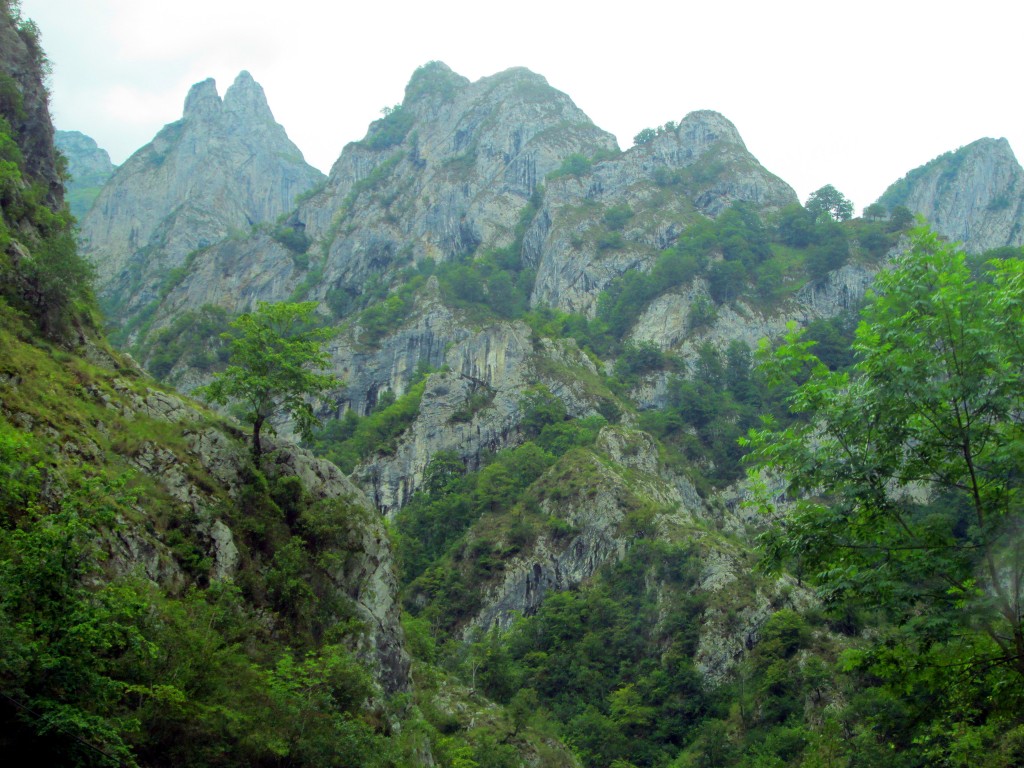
[54,130,116,219]
[182,77,221,118]
[878,136,1024,252]
[223,70,275,121]
[78,70,325,320]
[401,60,470,106]
[677,109,747,151]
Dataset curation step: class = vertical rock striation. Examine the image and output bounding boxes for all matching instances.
[877,137,1024,252]
[77,71,324,321]
[54,130,116,219]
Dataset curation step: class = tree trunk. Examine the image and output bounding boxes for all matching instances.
[252,414,264,461]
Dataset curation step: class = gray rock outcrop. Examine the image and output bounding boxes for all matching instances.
[78,71,324,320]
[83,374,411,694]
[100,63,798,369]
[55,129,116,219]
[877,137,1024,252]
[140,61,621,333]
[468,426,698,632]
[631,261,878,364]
[530,110,798,314]
[0,10,63,207]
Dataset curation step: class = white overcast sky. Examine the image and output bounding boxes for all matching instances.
[20,0,1023,215]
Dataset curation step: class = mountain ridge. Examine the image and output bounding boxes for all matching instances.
[77,70,325,323]
[8,22,1024,763]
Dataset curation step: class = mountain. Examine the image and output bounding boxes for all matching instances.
[0,8,416,764]
[877,137,1024,252]
[54,129,115,219]
[10,6,1024,761]
[77,71,325,321]
[82,63,798,347]
[84,63,826,507]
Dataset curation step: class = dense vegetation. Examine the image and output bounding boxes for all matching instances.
[0,304,401,766]
[0,96,93,339]
[744,229,1024,765]
[6,5,1024,763]
[307,369,431,473]
[378,230,1024,768]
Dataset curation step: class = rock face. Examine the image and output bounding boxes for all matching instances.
[630,262,878,368]
[36,367,411,694]
[471,427,699,632]
[355,319,542,513]
[877,138,1024,252]
[77,71,324,320]
[0,10,63,207]
[102,62,798,355]
[77,61,829,583]
[301,62,620,284]
[529,110,798,314]
[55,130,116,219]
[138,62,622,329]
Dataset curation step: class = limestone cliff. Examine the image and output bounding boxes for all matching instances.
[104,63,797,358]
[0,329,411,694]
[54,129,115,219]
[629,262,878,377]
[136,62,621,330]
[529,110,798,314]
[877,137,1024,252]
[77,71,324,320]
[0,8,63,207]
[301,62,620,282]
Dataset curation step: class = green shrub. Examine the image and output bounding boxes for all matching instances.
[362,104,415,150]
[272,225,311,255]
[548,153,592,179]
[602,204,634,231]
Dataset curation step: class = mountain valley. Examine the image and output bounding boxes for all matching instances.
[4,4,1024,765]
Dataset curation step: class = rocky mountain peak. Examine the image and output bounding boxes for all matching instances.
[877,136,1024,252]
[54,130,116,219]
[401,60,470,107]
[78,71,325,322]
[182,76,221,119]
[678,109,746,151]
[279,62,620,291]
[99,61,799,368]
[223,69,274,121]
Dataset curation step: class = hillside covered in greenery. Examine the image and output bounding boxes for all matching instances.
[4,2,1024,765]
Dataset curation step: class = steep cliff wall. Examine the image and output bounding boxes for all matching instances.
[529,110,798,314]
[78,71,324,320]
[98,63,799,366]
[877,137,1024,252]
[54,129,115,219]
[0,8,62,207]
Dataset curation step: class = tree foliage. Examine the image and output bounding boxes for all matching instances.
[0,115,95,339]
[805,183,853,222]
[199,301,338,459]
[746,226,1024,760]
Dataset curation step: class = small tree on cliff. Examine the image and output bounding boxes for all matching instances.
[200,301,338,460]
[805,184,853,222]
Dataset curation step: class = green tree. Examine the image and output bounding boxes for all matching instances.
[549,153,592,179]
[633,127,657,146]
[887,203,915,231]
[863,202,887,220]
[199,301,338,460]
[774,203,817,247]
[805,184,853,222]
[746,226,1024,759]
[0,469,149,767]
